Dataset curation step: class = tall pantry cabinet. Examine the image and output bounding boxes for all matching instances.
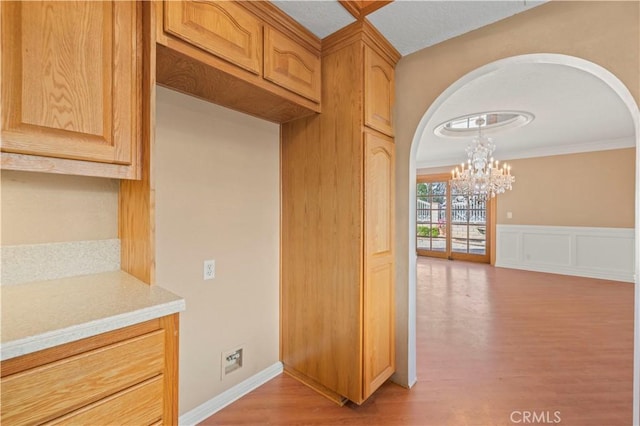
[281,21,399,405]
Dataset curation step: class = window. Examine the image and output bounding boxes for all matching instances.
[417,174,493,263]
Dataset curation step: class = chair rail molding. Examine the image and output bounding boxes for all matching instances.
[495,224,635,283]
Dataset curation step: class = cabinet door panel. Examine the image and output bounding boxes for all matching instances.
[363,262,394,398]
[364,47,394,137]
[264,27,320,103]
[164,0,262,75]
[1,1,136,164]
[363,130,395,399]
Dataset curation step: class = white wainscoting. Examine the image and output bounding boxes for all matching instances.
[496,225,635,282]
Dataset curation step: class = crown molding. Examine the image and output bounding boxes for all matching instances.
[362,19,401,64]
[338,1,361,19]
[416,136,636,169]
[338,1,393,20]
[322,19,400,65]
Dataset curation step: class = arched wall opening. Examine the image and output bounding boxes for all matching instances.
[405,54,640,423]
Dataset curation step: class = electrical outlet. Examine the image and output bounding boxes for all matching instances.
[203,259,215,280]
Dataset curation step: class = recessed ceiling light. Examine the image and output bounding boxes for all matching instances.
[434,111,534,138]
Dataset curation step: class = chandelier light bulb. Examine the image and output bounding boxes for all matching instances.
[449,118,516,198]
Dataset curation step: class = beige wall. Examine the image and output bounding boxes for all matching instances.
[0,171,118,245]
[497,149,635,227]
[2,0,637,404]
[418,148,636,228]
[1,83,281,414]
[154,87,280,414]
[394,1,639,385]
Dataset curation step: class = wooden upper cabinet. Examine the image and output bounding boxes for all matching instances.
[163,1,262,75]
[156,1,321,123]
[263,27,320,103]
[364,46,395,137]
[1,1,139,171]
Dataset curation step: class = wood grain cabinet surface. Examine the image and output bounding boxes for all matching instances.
[47,376,164,426]
[164,0,263,75]
[364,47,395,137]
[281,21,400,405]
[0,315,179,426]
[363,130,396,398]
[156,0,321,123]
[1,1,142,179]
[264,27,321,103]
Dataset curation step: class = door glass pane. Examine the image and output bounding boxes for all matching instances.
[417,182,446,252]
[469,193,487,255]
[451,224,468,253]
[450,189,487,255]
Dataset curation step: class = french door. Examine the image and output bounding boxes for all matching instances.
[416,174,493,263]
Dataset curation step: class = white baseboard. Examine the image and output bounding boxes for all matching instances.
[496,225,635,283]
[495,259,634,282]
[179,361,283,426]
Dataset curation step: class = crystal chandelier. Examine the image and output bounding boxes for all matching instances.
[450,118,515,197]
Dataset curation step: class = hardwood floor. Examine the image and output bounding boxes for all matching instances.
[201,258,634,425]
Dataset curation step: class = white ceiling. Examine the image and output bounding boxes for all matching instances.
[271,1,355,38]
[270,1,635,168]
[368,1,545,56]
[272,1,545,56]
[417,63,635,168]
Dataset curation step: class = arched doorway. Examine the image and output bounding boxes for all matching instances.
[406,54,640,422]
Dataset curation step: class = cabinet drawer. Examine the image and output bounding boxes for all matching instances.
[264,27,321,103]
[164,0,262,75]
[1,330,165,425]
[46,376,163,426]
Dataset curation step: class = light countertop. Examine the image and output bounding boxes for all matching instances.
[1,271,185,361]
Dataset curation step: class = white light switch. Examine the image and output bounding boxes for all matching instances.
[507,211,513,219]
